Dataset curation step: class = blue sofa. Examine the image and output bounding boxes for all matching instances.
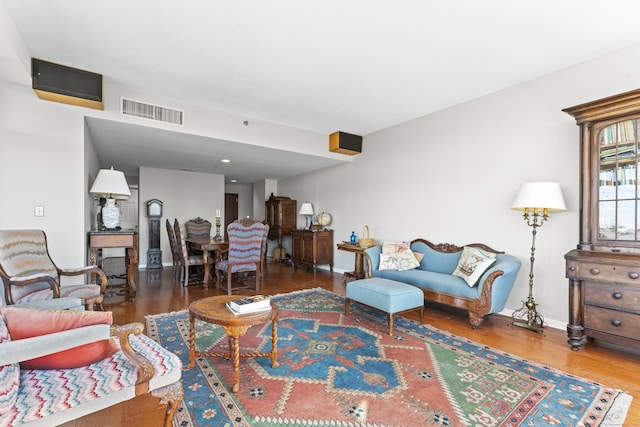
[363,239,521,328]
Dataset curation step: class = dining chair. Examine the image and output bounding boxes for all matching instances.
[185,217,211,256]
[0,229,107,310]
[173,219,206,286]
[233,219,269,275]
[215,222,266,295]
[165,219,182,281]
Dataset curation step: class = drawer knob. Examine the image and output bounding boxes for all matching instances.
[569,266,576,272]
[612,292,623,299]
[589,268,600,275]
[629,272,640,279]
[611,320,622,327]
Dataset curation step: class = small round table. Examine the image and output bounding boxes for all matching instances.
[186,295,279,392]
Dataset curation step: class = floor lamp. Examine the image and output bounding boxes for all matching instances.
[511,182,566,334]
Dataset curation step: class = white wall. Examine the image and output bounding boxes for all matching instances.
[139,167,224,268]
[279,43,640,328]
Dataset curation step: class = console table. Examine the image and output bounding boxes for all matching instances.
[88,230,138,301]
[337,243,366,283]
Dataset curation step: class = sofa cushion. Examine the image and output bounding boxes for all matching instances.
[0,308,118,370]
[382,241,410,254]
[0,313,19,417]
[452,247,497,287]
[373,269,483,299]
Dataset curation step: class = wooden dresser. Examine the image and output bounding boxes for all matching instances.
[565,249,640,350]
[291,230,334,271]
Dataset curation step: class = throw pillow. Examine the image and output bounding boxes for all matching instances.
[382,241,410,254]
[452,246,497,287]
[394,249,420,271]
[0,307,118,370]
[0,313,19,416]
[379,253,398,270]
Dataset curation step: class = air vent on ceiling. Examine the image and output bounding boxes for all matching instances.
[121,98,184,125]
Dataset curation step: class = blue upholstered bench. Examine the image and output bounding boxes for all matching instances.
[345,278,424,335]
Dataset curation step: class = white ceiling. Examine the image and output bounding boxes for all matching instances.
[5,0,640,182]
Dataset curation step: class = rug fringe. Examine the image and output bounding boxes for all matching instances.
[144,288,327,321]
[145,309,187,320]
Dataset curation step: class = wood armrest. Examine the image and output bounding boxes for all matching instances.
[5,273,60,300]
[59,265,109,293]
[112,322,155,394]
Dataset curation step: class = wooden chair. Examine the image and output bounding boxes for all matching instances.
[173,219,206,286]
[215,222,266,295]
[0,230,107,310]
[165,219,182,281]
[185,217,211,256]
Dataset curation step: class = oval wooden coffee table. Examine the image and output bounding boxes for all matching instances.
[186,295,279,392]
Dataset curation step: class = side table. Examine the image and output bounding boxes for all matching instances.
[337,243,367,283]
[186,295,279,392]
[88,230,138,301]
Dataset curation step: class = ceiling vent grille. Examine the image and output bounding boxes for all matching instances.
[121,98,184,125]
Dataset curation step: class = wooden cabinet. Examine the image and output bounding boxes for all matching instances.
[265,193,296,260]
[563,89,640,351]
[291,230,334,271]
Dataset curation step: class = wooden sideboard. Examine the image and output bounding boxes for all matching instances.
[291,230,333,271]
[565,249,640,351]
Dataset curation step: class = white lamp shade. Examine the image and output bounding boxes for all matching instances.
[512,182,566,211]
[299,203,314,216]
[90,167,131,199]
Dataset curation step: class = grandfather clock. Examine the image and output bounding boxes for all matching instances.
[146,199,163,270]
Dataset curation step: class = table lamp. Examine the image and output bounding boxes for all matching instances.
[90,167,131,230]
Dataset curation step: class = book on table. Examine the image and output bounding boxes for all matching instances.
[228,295,271,314]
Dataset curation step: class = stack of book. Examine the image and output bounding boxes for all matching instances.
[227,295,271,315]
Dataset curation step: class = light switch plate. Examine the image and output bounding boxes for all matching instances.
[35,205,44,217]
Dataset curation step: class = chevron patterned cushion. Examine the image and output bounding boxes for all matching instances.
[0,314,19,418]
[0,333,182,426]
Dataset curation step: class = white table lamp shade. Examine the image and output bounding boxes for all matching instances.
[299,203,314,216]
[90,167,131,199]
[512,182,566,211]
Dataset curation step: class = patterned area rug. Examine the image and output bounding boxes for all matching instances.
[146,288,631,427]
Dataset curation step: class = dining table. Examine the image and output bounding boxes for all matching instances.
[185,237,229,289]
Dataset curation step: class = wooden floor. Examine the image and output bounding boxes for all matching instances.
[62,262,639,426]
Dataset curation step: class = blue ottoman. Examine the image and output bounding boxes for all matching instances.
[345,278,424,335]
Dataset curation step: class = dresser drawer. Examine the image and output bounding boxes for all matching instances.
[567,260,640,285]
[584,305,640,338]
[584,282,640,312]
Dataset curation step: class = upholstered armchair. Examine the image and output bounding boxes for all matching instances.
[0,307,183,426]
[0,230,107,310]
[215,222,266,294]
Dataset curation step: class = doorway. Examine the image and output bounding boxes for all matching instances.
[224,193,238,240]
